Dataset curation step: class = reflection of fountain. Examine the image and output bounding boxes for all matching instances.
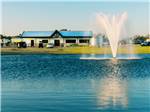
[91,60,128,109]
[96,77,128,108]
[91,77,128,109]
[96,12,128,58]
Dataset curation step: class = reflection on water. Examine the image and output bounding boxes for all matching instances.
[92,59,128,109]
[95,77,128,109]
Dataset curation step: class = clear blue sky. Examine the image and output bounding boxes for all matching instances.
[2,0,150,36]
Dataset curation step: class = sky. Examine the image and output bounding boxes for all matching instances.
[1,0,150,36]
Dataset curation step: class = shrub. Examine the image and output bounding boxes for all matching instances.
[69,44,79,47]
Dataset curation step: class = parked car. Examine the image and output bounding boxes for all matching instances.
[46,43,54,48]
[141,41,150,46]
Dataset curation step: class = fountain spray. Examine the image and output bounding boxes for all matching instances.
[96,12,128,58]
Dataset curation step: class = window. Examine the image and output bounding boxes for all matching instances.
[42,40,48,43]
[79,39,89,43]
[66,40,76,43]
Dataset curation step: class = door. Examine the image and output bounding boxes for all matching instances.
[54,40,60,46]
[31,40,34,47]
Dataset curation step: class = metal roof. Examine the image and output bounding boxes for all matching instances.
[22,31,54,37]
[21,31,93,38]
[60,31,93,37]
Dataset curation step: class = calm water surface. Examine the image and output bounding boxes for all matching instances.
[1,54,150,112]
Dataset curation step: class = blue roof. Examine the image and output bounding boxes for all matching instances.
[22,31,54,37]
[60,31,93,37]
[21,31,93,38]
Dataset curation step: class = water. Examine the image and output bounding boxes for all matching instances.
[80,54,150,60]
[1,54,150,112]
[96,12,127,58]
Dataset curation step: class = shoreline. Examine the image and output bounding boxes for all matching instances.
[1,52,150,55]
[1,45,150,55]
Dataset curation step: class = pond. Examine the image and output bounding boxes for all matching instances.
[1,54,150,112]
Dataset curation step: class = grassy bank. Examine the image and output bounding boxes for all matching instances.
[1,45,150,55]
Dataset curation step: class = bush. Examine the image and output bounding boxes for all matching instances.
[133,36,148,44]
[69,44,79,47]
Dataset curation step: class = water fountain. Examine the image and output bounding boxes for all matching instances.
[81,12,141,60]
[96,12,128,58]
[81,12,128,60]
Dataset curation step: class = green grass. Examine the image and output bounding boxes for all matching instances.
[1,45,150,55]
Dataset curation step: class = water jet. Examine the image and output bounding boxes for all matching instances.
[96,12,128,58]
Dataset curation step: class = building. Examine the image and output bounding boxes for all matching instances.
[18,30,93,47]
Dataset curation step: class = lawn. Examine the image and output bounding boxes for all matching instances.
[1,45,150,55]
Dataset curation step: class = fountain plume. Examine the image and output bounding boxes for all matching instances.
[96,12,128,58]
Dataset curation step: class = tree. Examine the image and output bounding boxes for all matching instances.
[132,35,148,44]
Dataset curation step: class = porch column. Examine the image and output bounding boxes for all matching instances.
[76,38,79,44]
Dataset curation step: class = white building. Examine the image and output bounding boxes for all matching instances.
[17,30,93,47]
